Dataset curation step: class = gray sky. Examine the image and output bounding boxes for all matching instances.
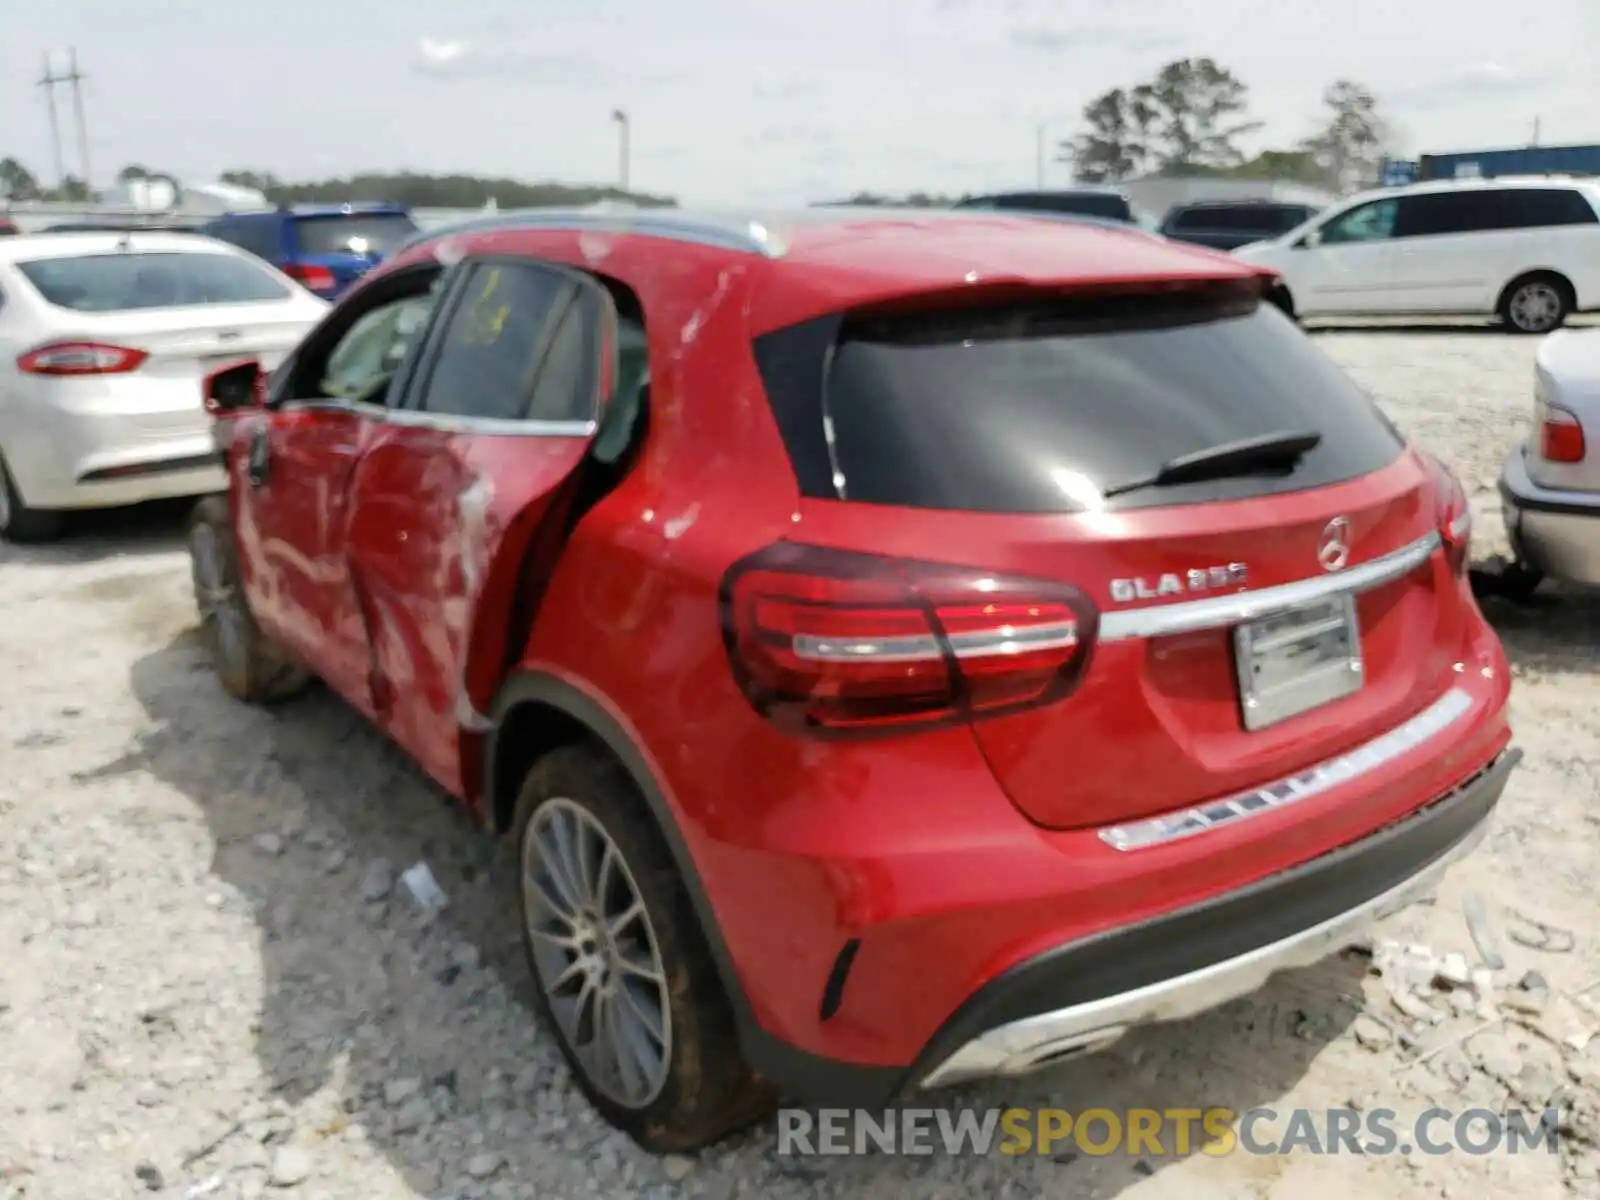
[5,0,1596,204]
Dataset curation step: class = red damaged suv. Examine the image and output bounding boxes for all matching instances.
[189,207,1518,1151]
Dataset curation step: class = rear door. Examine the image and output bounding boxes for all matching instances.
[1387,190,1513,310]
[755,284,1457,831]
[343,255,617,794]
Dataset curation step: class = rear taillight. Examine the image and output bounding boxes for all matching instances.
[1422,454,1471,577]
[17,341,148,376]
[284,262,336,291]
[1538,405,1586,464]
[720,542,1098,734]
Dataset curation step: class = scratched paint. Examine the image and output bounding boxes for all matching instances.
[452,472,498,731]
[662,502,700,541]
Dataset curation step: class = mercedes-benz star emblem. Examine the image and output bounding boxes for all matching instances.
[1318,516,1351,572]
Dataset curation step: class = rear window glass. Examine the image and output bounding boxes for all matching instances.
[964,193,1132,221]
[14,251,292,312]
[291,213,419,256]
[756,291,1404,514]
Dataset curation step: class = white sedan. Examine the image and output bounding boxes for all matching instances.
[0,231,328,542]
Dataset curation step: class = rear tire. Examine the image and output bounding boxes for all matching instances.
[187,495,311,703]
[0,453,64,544]
[513,743,775,1152]
[1498,272,1571,335]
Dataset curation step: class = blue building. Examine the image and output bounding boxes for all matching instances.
[1416,143,1600,181]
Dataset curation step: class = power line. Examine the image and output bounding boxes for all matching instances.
[37,49,92,192]
[37,53,66,188]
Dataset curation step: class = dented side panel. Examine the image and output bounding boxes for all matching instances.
[344,424,592,796]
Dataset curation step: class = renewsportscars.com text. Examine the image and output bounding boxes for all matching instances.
[777,1106,1562,1158]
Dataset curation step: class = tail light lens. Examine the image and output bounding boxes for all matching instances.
[284,262,336,291]
[1422,454,1471,577]
[17,341,148,376]
[1538,405,1586,464]
[720,542,1098,734]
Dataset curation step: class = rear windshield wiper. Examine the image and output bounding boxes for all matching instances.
[1100,430,1322,500]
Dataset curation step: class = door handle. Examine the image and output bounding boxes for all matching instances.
[246,427,271,487]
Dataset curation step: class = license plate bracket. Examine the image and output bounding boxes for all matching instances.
[1234,593,1363,731]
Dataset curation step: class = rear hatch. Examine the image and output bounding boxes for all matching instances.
[749,282,1464,831]
[287,211,420,294]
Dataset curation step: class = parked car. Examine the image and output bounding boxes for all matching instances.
[954,187,1144,225]
[1160,199,1323,250]
[188,206,1517,1151]
[0,231,328,541]
[0,216,19,237]
[1493,327,1600,598]
[200,202,420,300]
[1233,177,1600,332]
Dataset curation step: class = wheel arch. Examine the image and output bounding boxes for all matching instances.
[1496,268,1576,319]
[484,671,757,1015]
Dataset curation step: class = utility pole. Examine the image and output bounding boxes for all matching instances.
[612,109,630,192]
[38,53,66,190]
[65,48,92,192]
[1531,116,1541,147]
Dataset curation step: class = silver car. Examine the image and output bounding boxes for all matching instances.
[1495,327,1600,597]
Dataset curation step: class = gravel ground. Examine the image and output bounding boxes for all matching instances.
[3,322,1600,1200]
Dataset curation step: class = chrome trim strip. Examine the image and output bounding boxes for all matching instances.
[274,398,597,439]
[1099,686,1473,851]
[792,620,1079,664]
[918,787,1498,1091]
[1098,531,1440,643]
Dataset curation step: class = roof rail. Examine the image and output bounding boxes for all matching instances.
[396,206,786,258]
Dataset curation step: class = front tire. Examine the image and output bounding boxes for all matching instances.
[1499,273,1571,335]
[187,495,310,703]
[513,744,774,1152]
[0,453,64,544]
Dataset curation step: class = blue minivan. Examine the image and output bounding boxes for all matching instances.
[201,202,420,299]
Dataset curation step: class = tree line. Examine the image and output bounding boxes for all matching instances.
[1066,59,1391,192]
[2,62,1392,212]
[0,161,675,209]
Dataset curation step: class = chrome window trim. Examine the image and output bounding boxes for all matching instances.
[274,397,596,439]
[1098,531,1440,643]
[1098,685,1474,851]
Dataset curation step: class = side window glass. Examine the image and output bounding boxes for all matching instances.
[320,292,438,406]
[1320,199,1398,245]
[416,262,578,422]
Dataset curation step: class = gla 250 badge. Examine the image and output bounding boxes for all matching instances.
[1110,563,1249,604]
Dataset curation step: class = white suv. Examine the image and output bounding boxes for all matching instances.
[1233,177,1600,333]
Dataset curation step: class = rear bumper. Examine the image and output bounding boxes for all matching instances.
[1499,445,1600,584]
[3,402,225,511]
[751,745,1517,1107]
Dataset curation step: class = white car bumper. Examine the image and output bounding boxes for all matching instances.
[2,376,227,511]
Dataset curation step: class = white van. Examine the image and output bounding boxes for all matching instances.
[1233,177,1600,333]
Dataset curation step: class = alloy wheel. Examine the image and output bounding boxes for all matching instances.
[522,797,672,1108]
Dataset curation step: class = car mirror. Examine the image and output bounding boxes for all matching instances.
[203,359,266,416]
[1299,229,1322,249]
